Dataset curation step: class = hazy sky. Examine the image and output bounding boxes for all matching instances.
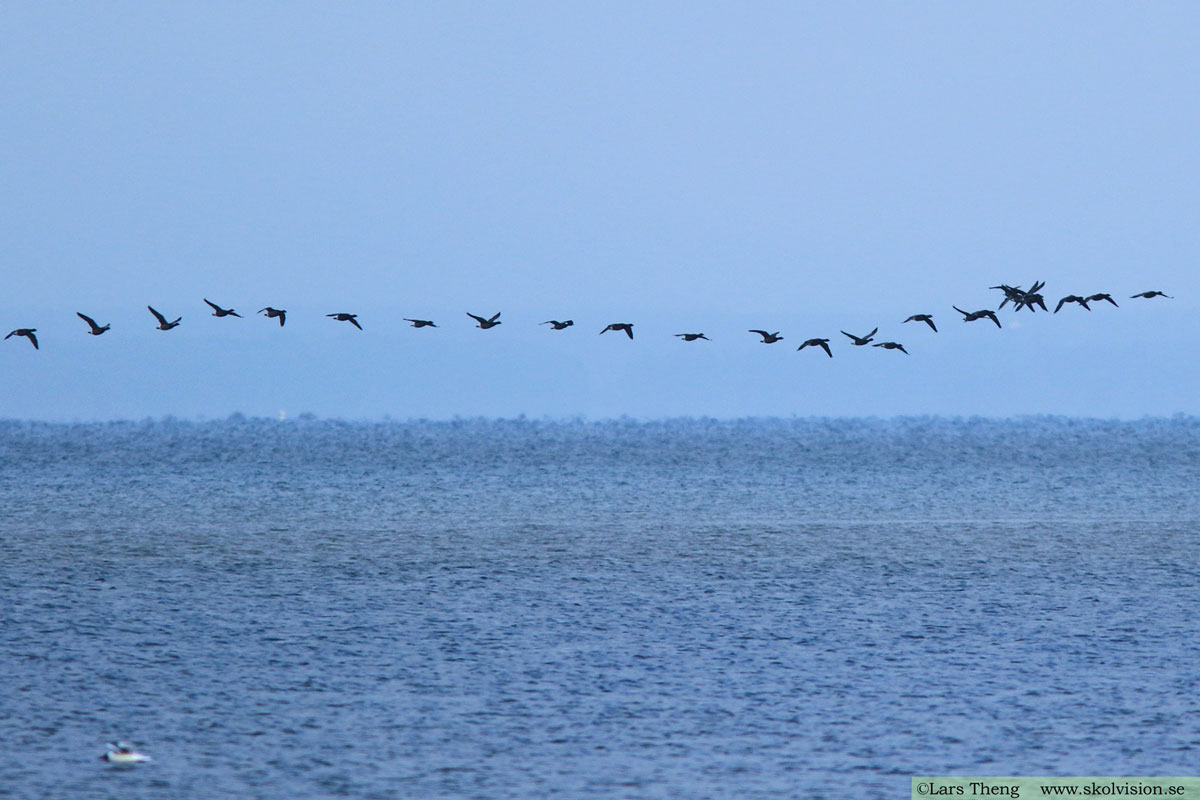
[2,2,1197,420]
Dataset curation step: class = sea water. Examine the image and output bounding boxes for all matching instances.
[1,417,1197,798]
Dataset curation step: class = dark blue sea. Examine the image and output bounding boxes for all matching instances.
[1,417,1198,798]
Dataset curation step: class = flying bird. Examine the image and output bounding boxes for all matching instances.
[903,314,937,332]
[541,320,574,330]
[749,330,784,343]
[404,319,437,328]
[873,341,909,354]
[1014,291,1048,312]
[467,312,502,329]
[991,284,1026,309]
[797,338,832,357]
[841,328,878,346]
[77,312,110,335]
[5,328,38,349]
[1054,295,1091,313]
[204,299,242,318]
[992,281,1045,311]
[101,742,151,765]
[259,307,286,326]
[1086,293,1119,308]
[952,306,1001,328]
[601,323,634,339]
[148,306,181,330]
[327,313,362,330]
[1131,290,1173,299]
[675,333,709,341]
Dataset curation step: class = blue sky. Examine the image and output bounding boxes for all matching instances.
[2,2,1197,420]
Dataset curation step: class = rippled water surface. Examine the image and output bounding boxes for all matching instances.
[2,417,1198,798]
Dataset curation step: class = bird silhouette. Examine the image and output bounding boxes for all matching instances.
[77,312,110,335]
[749,330,783,343]
[541,320,574,330]
[468,312,502,329]
[1014,291,1048,312]
[903,314,937,332]
[259,307,286,326]
[327,313,362,330]
[601,323,634,339]
[404,318,437,328]
[952,306,1001,328]
[1131,290,1173,299]
[841,327,877,346]
[675,333,709,341]
[1086,293,1119,308]
[204,299,242,318]
[148,306,181,330]
[1054,295,1091,313]
[991,284,1025,309]
[5,328,38,349]
[873,341,909,354]
[797,338,832,357]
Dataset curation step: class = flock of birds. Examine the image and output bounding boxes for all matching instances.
[4,286,1176,353]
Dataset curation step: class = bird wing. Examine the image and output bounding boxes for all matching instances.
[467,313,486,324]
[750,330,770,338]
[77,312,97,329]
[925,318,937,332]
[624,326,633,339]
[488,312,501,323]
[1054,297,1067,313]
[204,298,221,312]
[148,306,167,325]
[866,327,878,339]
[349,317,362,330]
[27,331,39,349]
[839,331,857,341]
[819,341,832,357]
[277,311,286,326]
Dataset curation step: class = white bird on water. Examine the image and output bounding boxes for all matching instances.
[101,742,152,765]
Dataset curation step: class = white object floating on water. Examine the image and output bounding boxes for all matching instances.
[101,742,151,764]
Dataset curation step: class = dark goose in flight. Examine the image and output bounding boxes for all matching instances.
[148,306,181,330]
[404,318,437,328]
[259,307,286,326]
[327,313,362,330]
[1131,290,1173,299]
[468,312,502,329]
[749,330,783,343]
[1014,291,1048,312]
[1086,293,1119,308]
[797,338,832,357]
[5,328,38,349]
[204,299,242,318]
[675,333,709,341]
[873,341,909,354]
[541,320,574,330]
[77,312,110,335]
[952,306,1001,328]
[903,314,937,332]
[1054,295,1091,313]
[841,327,877,346]
[601,323,634,339]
